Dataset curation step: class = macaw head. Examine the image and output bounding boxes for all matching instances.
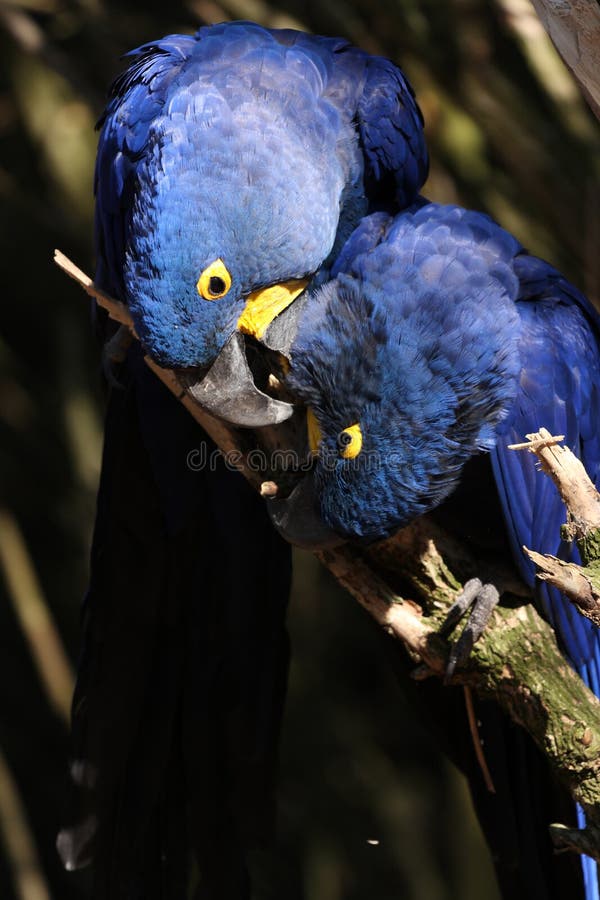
[122,87,357,425]
[124,131,343,368]
[269,243,523,546]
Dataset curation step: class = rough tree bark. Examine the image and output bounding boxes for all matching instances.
[530,0,600,121]
[56,249,600,859]
[515,428,600,627]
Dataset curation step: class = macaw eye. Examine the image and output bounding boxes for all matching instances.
[197,259,232,300]
[337,423,363,459]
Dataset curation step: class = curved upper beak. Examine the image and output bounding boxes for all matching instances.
[176,279,310,428]
[267,471,344,550]
[237,278,309,348]
[177,331,293,427]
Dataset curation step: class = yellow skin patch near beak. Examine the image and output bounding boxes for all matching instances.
[307,407,322,456]
[237,278,309,339]
[338,423,363,459]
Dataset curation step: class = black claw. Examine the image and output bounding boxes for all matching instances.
[440,578,500,681]
[439,578,483,638]
[466,584,500,642]
[445,627,476,683]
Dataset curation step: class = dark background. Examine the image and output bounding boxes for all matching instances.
[0,0,599,897]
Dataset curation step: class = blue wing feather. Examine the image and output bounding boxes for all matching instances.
[490,262,600,900]
[491,258,600,900]
[355,55,428,208]
[94,35,195,297]
[492,260,600,678]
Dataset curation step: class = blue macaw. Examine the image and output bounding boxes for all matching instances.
[59,21,429,899]
[276,201,600,899]
[94,19,428,426]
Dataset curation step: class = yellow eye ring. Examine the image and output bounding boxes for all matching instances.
[337,423,363,460]
[197,259,232,300]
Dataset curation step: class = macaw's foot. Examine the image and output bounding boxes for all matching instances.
[438,577,500,681]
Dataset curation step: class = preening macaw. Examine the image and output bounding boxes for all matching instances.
[58,21,429,899]
[94,19,428,426]
[275,201,600,900]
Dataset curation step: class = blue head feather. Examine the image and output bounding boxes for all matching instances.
[94,22,428,368]
[289,204,524,541]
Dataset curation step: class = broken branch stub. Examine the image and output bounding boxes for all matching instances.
[509,427,600,548]
[510,428,600,627]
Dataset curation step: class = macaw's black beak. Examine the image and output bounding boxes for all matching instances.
[175,287,311,428]
[259,289,309,357]
[267,471,344,550]
[176,331,294,428]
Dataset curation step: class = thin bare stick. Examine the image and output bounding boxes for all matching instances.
[53,250,262,486]
[508,433,564,451]
[464,686,496,794]
[53,250,134,331]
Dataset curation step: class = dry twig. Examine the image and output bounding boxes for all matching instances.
[509,427,600,541]
[510,428,600,626]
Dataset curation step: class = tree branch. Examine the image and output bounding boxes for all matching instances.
[509,428,600,628]
[317,530,600,854]
[57,251,600,858]
[530,0,600,122]
[509,427,600,543]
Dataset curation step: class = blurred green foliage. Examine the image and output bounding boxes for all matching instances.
[0,0,598,897]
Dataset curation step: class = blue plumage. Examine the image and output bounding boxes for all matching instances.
[290,201,600,662]
[290,203,526,539]
[491,254,600,678]
[95,20,428,367]
[66,21,430,896]
[288,201,600,897]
